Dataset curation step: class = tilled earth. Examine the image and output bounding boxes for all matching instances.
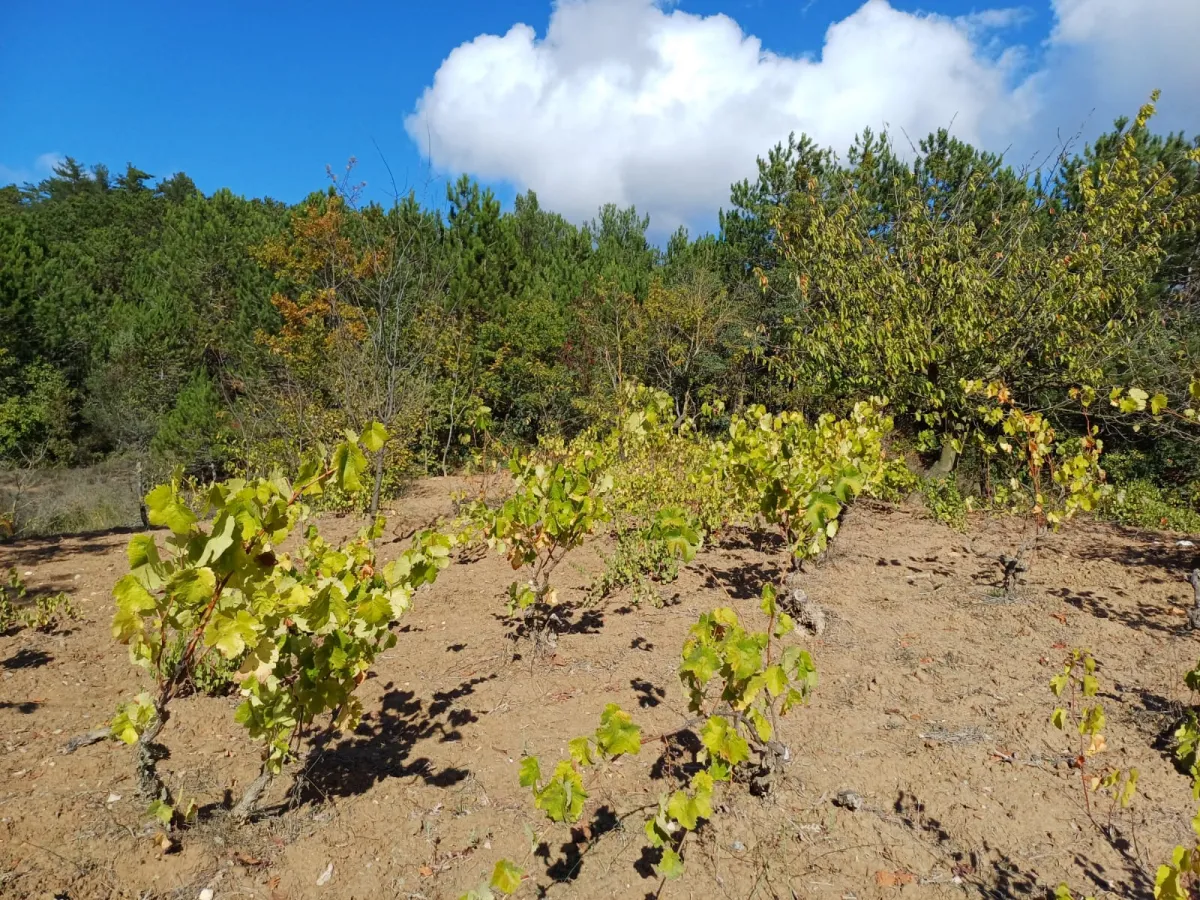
[3,478,1200,899]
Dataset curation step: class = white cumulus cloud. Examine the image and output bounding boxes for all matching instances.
[1040,0,1200,140]
[406,0,1198,230]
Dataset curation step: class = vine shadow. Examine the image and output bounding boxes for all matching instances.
[631,678,666,708]
[704,561,781,600]
[1049,586,1179,636]
[969,848,1042,898]
[491,600,606,644]
[295,675,494,803]
[2,648,53,669]
[535,805,622,883]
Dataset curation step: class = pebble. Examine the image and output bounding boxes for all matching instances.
[730,840,745,852]
[106,793,121,804]
[833,790,863,811]
[316,862,334,886]
[199,890,214,900]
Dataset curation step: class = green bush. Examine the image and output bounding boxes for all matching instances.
[873,458,921,504]
[921,477,968,530]
[1102,478,1200,533]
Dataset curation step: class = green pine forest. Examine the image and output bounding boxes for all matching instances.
[3,95,1199,535]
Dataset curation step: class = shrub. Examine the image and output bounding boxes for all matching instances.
[1102,478,1200,533]
[920,477,968,529]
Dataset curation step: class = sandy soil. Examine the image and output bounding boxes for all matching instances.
[3,478,1200,900]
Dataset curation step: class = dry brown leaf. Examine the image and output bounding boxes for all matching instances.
[875,869,916,887]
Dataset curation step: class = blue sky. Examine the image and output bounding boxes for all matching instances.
[1,0,1194,230]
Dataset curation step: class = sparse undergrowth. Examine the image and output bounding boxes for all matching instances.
[0,567,78,633]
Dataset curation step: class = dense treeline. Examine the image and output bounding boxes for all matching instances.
[2,96,1198,530]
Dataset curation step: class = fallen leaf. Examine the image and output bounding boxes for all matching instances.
[419,865,434,877]
[1051,641,1067,649]
[875,869,916,887]
[1050,613,1067,625]
[234,851,266,866]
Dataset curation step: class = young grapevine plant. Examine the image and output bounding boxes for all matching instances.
[966,380,1108,526]
[503,585,817,885]
[1048,649,1137,828]
[110,423,456,821]
[470,451,611,648]
[712,398,895,568]
[1141,656,1200,900]
[1173,662,1200,798]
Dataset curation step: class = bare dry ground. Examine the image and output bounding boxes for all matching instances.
[3,477,1200,899]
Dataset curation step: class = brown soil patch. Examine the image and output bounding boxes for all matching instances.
[3,482,1200,899]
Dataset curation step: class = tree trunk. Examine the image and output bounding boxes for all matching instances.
[135,710,170,801]
[135,460,150,529]
[231,767,274,822]
[928,442,958,479]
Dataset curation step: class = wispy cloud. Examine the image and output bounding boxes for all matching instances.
[0,151,65,187]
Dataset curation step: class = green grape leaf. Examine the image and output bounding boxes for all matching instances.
[356,591,393,627]
[332,441,368,494]
[803,492,841,530]
[535,761,587,823]
[595,704,641,758]
[198,513,238,566]
[690,770,714,818]
[205,608,258,658]
[127,534,160,570]
[763,664,788,697]
[1049,673,1069,697]
[667,790,702,830]
[145,484,197,535]
[774,612,795,638]
[112,574,158,637]
[518,756,542,789]
[111,692,155,744]
[362,422,389,453]
[726,637,763,681]
[656,847,685,880]
[832,467,866,502]
[747,706,773,742]
[680,645,721,685]
[490,859,522,895]
[700,715,750,766]
[759,583,777,617]
[148,799,174,826]
[568,737,595,767]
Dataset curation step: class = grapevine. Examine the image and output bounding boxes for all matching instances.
[110,423,456,821]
